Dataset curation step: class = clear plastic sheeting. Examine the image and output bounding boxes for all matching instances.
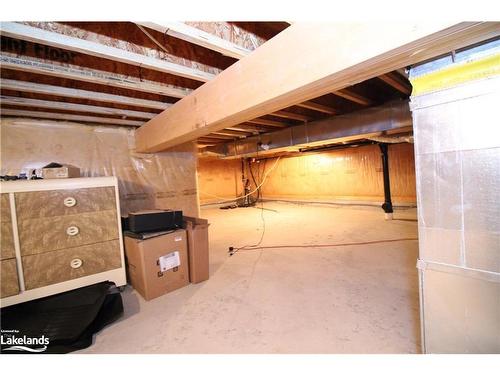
[0,118,199,217]
[198,143,416,205]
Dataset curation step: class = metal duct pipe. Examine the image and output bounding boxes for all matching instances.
[202,100,412,159]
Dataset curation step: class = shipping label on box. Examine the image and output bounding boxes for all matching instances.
[159,251,180,272]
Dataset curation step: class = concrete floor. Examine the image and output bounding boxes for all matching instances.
[80,202,421,353]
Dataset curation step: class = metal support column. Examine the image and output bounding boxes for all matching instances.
[379,143,394,220]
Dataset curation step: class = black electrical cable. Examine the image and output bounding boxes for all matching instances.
[248,159,260,201]
[229,157,269,255]
[229,238,418,256]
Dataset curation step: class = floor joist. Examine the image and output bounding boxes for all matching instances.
[136,22,500,152]
[136,22,251,59]
[271,110,310,122]
[333,88,373,106]
[0,22,216,82]
[1,96,155,119]
[1,109,143,126]
[295,101,337,114]
[247,118,288,128]
[0,79,170,110]
[379,72,412,95]
[0,55,192,99]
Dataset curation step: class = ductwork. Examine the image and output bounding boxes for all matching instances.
[201,100,412,159]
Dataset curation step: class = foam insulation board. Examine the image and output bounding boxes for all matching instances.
[411,40,500,353]
[0,118,199,216]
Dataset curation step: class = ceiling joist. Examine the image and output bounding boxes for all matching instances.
[333,88,373,106]
[0,55,192,99]
[271,110,310,122]
[0,22,216,83]
[136,22,251,59]
[295,101,337,114]
[2,109,143,126]
[1,95,155,119]
[0,79,170,110]
[379,72,412,95]
[135,22,500,152]
[246,118,288,128]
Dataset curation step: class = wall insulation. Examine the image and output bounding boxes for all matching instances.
[198,143,416,205]
[0,118,199,217]
[411,40,500,353]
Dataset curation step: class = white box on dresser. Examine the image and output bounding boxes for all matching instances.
[0,176,126,308]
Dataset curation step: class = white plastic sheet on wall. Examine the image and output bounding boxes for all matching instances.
[0,118,199,216]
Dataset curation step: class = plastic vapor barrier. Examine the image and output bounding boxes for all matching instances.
[198,143,416,205]
[0,118,199,216]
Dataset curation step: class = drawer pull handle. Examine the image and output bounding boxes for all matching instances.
[70,258,83,269]
[63,197,77,207]
[66,226,80,236]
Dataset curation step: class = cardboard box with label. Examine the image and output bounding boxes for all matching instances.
[124,229,189,301]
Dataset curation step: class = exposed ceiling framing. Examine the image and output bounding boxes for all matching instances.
[2,21,496,155]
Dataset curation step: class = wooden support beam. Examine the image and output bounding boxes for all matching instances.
[136,22,500,152]
[378,72,412,95]
[136,22,251,59]
[0,79,170,110]
[295,101,337,114]
[0,22,215,82]
[271,110,310,122]
[1,109,143,126]
[1,95,155,119]
[247,118,288,128]
[333,88,373,106]
[0,55,192,99]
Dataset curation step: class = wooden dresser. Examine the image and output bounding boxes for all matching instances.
[0,177,126,307]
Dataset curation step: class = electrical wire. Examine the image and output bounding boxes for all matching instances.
[230,159,268,253]
[229,238,418,256]
[199,156,281,203]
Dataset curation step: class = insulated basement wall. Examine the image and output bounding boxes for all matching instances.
[411,40,500,353]
[0,118,199,216]
[197,158,243,204]
[198,143,416,205]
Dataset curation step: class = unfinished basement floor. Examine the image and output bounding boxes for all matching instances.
[80,202,421,354]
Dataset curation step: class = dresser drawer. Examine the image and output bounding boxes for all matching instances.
[15,187,116,221]
[1,221,16,260]
[1,193,11,222]
[1,258,20,298]
[22,240,122,290]
[18,209,119,256]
